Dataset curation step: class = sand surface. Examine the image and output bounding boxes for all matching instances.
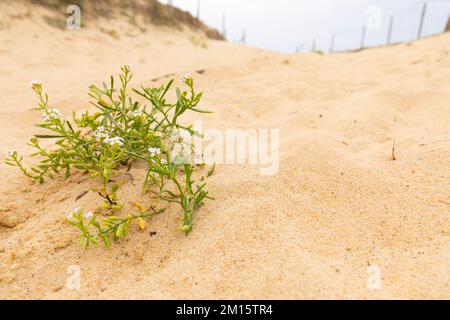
[0,4,449,299]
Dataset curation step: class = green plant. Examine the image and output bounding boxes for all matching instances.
[5,66,214,248]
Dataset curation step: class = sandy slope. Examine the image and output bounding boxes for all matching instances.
[0,6,449,299]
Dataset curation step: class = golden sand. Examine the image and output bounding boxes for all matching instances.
[0,2,449,299]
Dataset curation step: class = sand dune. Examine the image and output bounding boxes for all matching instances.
[0,2,449,299]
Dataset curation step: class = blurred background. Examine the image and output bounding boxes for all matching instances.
[161,0,450,53]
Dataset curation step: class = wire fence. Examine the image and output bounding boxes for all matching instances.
[166,0,450,53]
[294,2,449,53]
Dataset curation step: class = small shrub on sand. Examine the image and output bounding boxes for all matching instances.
[5,66,214,248]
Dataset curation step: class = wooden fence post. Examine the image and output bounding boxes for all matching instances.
[387,15,394,44]
[330,34,335,52]
[360,25,366,48]
[417,2,428,39]
[222,11,226,39]
[239,30,246,44]
[196,0,200,19]
[445,13,450,32]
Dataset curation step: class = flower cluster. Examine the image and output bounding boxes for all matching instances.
[148,146,167,164]
[148,146,161,157]
[131,110,143,117]
[94,126,124,146]
[30,79,42,90]
[42,108,61,121]
[67,208,93,220]
[94,126,109,139]
[105,136,124,147]
[180,73,192,84]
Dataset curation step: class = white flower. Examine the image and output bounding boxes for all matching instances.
[94,126,110,139]
[42,108,61,121]
[67,212,73,219]
[51,108,61,116]
[84,211,93,219]
[81,110,88,116]
[180,73,192,84]
[108,136,124,147]
[98,132,110,139]
[148,146,161,157]
[30,79,42,89]
[161,159,167,165]
[73,207,80,213]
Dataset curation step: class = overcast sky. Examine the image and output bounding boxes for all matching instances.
[161,0,450,53]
